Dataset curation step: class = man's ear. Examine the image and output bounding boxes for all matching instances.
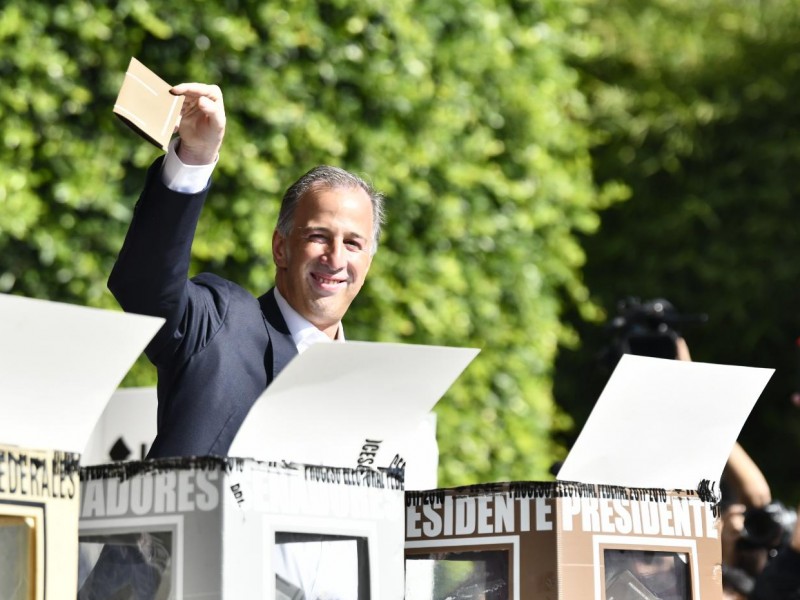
[272,230,287,268]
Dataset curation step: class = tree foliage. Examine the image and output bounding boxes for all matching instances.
[0,0,613,486]
[556,0,800,502]
[9,0,795,496]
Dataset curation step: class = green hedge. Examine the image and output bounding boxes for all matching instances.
[0,0,615,486]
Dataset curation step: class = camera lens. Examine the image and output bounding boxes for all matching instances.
[742,502,798,548]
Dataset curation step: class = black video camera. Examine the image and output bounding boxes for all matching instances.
[740,501,798,550]
[607,298,707,361]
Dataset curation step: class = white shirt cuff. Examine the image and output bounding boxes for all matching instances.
[161,137,217,194]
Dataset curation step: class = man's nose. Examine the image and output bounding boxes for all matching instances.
[322,239,346,270]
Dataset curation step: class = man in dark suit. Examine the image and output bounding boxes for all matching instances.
[107,82,385,459]
[81,82,384,600]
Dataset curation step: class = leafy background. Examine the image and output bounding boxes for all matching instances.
[1,0,798,501]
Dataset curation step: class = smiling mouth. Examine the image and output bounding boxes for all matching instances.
[311,272,347,288]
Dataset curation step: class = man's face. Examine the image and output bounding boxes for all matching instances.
[273,184,374,337]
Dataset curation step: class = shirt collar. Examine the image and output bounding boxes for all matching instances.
[273,287,344,354]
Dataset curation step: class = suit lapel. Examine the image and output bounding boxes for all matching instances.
[257,288,298,379]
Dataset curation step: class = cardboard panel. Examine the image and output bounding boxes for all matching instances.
[231,341,478,490]
[405,482,723,600]
[79,457,405,599]
[0,293,163,454]
[0,444,81,600]
[558,354,772,490]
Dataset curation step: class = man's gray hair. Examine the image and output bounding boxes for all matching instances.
[276,165,386,254]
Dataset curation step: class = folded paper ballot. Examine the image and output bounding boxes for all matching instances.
[0,294,163,453]
[557,354,773,490]
[229,341,479,479]
[113,57,184,151]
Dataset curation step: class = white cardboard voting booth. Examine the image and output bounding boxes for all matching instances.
[405,355,774,600]
[78,341,478,599]
[79,457,405,599]
[0,294,163,600]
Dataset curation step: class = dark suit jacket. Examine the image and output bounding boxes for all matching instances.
[108,157,297,458]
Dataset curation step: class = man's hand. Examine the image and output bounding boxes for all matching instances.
[170,83,226,165]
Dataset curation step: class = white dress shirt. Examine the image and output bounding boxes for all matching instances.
[273,287,344,353]
[161,138,217,194]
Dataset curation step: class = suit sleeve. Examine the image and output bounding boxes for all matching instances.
[108,157,226,367]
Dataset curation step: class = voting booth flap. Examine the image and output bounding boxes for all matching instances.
[230,341,479,492]
[78,456,405,599]
[0,294,163,600]
[405,355,774,600]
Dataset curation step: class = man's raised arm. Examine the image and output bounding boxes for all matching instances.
[107,83,227,363]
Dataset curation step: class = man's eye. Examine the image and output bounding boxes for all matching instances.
[345,240,363,251]
[308,234,328,243]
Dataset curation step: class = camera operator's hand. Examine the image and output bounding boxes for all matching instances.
[675,337,692,361]
[721,503,746,565]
